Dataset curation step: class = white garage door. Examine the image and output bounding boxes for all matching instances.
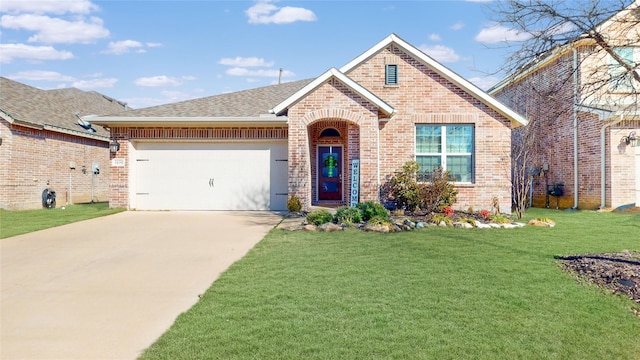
[131,142,288,210]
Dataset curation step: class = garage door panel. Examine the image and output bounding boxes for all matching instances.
[132,142,287,211]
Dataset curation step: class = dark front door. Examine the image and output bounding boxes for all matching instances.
[318,146,342,201]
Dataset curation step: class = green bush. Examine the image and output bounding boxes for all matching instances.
[387,161,424,211]
[367,215,392,226]
[422,167,458,213]
[386,161,458,213]
[356,201,389,221]
[334,206,363,225]
[306,209,334,226]
[287,195,302,213]
[489,214,512,224]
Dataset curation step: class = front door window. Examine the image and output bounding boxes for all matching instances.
[318,146,342,201]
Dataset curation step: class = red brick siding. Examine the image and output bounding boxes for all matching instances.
[345,45,514,211]
[494,48,640,209]
[1,119,110,210]
[287,79,380,209]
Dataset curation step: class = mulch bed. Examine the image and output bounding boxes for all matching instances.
[558,251,640,314]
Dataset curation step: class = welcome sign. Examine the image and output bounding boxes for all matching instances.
[350,159,360,207]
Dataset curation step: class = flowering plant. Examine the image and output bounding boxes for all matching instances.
[442,206,455,218]
[479,209,491,220]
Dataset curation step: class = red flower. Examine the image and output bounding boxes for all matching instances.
[479,209,491,220]
[442,206,455,218]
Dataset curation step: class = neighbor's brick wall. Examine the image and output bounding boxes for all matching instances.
[494,47,640,209]
[0,119,110,210]
[107,125,289,209]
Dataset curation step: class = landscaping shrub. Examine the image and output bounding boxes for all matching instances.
[287,195,302,213]
[367,215,392,226]
[306,209,334,226]
[386,161,458,213]
[334,206,363,225]
[422,167,458,213]
[489,213,512,224]
[430,213,453,226]
[356,201,389,221]
[387,161,424,211]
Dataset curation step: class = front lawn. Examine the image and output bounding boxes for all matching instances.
[140,208,640,360]
[0,202,125,239]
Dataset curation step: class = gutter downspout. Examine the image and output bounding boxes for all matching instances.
[600,114,625,209]
[572,49,579,209]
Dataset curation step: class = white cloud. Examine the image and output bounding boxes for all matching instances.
[451,21,465,30]
[72,77,117,89]
[146,42,162,48]
[134,75,183,87]
[0,43,73,63]
[219,56,274,67]
[225,67,295,77]
[468,76,500,90]
[246,0,316,24]
[475,24,532,43]
[0,0,99,15]
[428,33,441,41]
[8,70,75,81]
[0,14,109,44]
[419,45,461,63]
[102,40,144,55]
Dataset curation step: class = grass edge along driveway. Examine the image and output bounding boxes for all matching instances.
[140,208,640,360]
[0,203,125,239]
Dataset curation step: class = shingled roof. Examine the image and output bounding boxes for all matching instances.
[0,77,128,140]
[119,78,314,118]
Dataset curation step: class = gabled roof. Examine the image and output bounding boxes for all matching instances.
[90,79,314,126]
[270,68,395,117]
[335,33,528,128]
[0,77,128,140]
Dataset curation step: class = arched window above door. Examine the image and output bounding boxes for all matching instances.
[319,128,340,138]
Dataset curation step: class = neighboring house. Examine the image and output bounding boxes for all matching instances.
[0,77,129,210]
[490,4,640,210]
[90,34,527,212]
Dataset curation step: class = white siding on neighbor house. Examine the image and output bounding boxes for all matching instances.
[129,142,288,210]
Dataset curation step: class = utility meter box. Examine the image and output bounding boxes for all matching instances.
[92,162,100,175]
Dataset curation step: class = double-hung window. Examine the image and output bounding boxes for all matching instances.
[415,124,474,182]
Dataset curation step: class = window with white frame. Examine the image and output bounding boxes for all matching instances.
[415,124,474,182]
[609,47,639,92]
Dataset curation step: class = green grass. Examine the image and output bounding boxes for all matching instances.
[0,202,125,239]
[140,208,640,360]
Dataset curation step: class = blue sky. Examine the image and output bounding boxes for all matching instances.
[0,0,525,109]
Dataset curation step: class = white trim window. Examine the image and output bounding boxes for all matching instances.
[609,47,639,92]
[415,124,474,182]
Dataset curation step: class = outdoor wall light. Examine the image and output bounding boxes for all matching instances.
[621,131,638,147]
[109,140,121,155]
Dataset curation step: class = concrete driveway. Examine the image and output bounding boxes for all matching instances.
[1,211,282,360]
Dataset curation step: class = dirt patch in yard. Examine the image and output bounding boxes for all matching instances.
[558,251,640,315]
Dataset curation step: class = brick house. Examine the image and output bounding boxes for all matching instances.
[91,34,527,212]
[490,5,640,210]
[0,77,129,210]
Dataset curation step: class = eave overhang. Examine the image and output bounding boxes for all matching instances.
[87,115,290,127]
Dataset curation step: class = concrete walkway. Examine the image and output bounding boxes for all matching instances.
[1,211,282,360]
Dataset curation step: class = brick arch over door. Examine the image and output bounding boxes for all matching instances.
[308,119,361,205]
